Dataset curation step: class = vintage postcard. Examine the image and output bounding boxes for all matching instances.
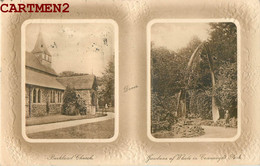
[21,19,119,142]
[147,19,241,142]
[1,0,260,165]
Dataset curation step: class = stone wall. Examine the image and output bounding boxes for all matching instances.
[76,90,91,105]
[25,85,64,117]
[25,86,97,117]
[75,89,97,115]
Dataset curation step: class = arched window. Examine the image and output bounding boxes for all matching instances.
[61,92,63,103]
[33,89,37,103]
[53,91,56,103]
[91,93,95,106]
[50,91,54,103]
[38,89,41,103]
[50,91,52,103]
[58,92,60,103]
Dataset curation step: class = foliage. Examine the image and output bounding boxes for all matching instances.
[208,22,237,118]
[151,93,177,132]
[77,95,87,115]
[151,47,184,95]
[59,71,87,77]
[98,60,114,107]
[62,86,87,116]
[215,62,237,118]
[151,22,237,130]
[151,37,203,131]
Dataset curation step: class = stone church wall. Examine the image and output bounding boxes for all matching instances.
[75,89,97,115]
[25,86,64,117]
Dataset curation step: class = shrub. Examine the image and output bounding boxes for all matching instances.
[151,93,177,133]
[77,95,87,115]
[62,86,79,116]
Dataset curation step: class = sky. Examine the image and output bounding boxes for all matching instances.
[26,23,115,77]
[151,23,211,51]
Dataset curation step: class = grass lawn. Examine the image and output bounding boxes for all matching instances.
[27,119,114,139]
[26,112,106,126]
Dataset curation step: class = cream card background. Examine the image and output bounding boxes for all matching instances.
[1,0,260,165]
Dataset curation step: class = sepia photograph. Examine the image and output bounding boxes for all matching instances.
[21,20,118,142]
[148,20,240,141]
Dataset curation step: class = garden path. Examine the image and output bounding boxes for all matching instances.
[198,126,237,138]
[26,112,114,134]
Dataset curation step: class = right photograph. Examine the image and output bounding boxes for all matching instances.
[148,20,240,141]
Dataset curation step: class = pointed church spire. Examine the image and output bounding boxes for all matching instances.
[32,31,52,68]
[32,32,51,56]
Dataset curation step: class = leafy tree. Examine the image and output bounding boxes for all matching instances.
[151,46,184,95]
[207,22,237,118]
[98,60,114,107]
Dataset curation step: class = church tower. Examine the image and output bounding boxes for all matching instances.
[32,32,52,68]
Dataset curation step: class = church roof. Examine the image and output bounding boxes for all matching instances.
[26,69,65,90]
[26,52,57,76]
[32,32,51,55]
[57,75,96,90]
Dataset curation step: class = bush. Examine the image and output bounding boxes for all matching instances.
[62,86,86,116]
[151,93,177,133]
[77,95,87,115]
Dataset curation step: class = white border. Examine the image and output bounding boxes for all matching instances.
[0,11,2,163]
[21,19,119,143]
[147,19,241,142]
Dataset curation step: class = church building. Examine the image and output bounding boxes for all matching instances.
[25,32,97,117]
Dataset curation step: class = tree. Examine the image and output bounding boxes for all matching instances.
[151,22,238,132]
[177,23,237,119]
[98,60,114,107]
[151,46,185,95]
[207,22,237,118]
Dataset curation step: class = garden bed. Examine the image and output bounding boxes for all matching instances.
[152,119,205,138]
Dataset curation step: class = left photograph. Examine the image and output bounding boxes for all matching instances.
[21,20,118,142]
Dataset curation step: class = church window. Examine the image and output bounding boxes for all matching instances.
[41,44,43,48]
[91,93,95,106]
[58,92,60,103]
[50,91,52,103]
[50,90,55,103]
[60,92,63,103]
[33,89,37,103]
[38,89,41,103]
[59,92,62,103]
[53,91,55,103]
